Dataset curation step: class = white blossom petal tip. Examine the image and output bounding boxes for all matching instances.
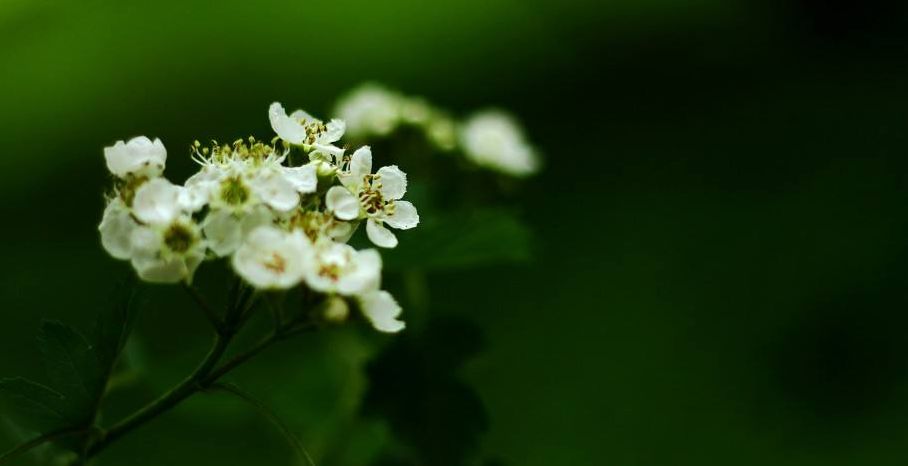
[104,136,167,178]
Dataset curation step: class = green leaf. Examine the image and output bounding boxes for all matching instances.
[37,321,103,421]
[93,280,138,371]
[383,208,534,272]
[0,377,70,433]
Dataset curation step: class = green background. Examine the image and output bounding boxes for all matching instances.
[2,0,908,464]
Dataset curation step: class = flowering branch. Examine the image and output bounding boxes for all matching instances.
[0,86,542,464]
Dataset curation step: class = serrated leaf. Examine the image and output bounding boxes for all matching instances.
[37,321,103,422]
[93,279,138,371]
[0,377,71,433]
[383,208,534,271]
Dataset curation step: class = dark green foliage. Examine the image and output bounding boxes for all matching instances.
[363,316,489,466]
[384,209,533,272]
[0,378,70,434]
[0,280,137,455]
[37,321,104,422]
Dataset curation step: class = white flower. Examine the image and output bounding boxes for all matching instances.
[130,216,206,284]
[326,146,419,248]
[269,102,345,159]
[304,240,381,296]
[232,225,312,289]
[99,198,138,260]
[287,210,356,245]
[190,157,309,215]
[203,205,275,257]
[104,136,167,179]
[333,84,402,138]
[459,110,539,177]
[358,290,405,333]
[132,178,185,225]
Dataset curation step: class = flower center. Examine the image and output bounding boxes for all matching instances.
[220,176,250,206]
[263,253,287,274]
[117,174,149,207]
[318,263,342,281]
[164,223,195,253]
[358,174,388,216]
[302,121,328,145]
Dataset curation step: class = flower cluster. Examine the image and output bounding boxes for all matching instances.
[334,83,540,177]
[98,103,420,332]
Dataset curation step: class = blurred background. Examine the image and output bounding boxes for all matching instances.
[3,0,908,464]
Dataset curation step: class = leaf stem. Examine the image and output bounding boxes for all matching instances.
[0,427,89,465]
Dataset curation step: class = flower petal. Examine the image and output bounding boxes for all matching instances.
[232,226,310,289]
[359,290,405,333]
[282,163,318,194]
[99,199,138,260]
[384,201,419,230]
[250,168,299,212]
[131,255,191,284]
[203,210,242,257]
[103,136,167,178]
[366,218,398,248]
[376,165,407,200]
[337,248,382,295]
[326,186,360,220]
[269,102,308,145]
[132,178,182,225]
[290,109,317,123]
[349,146,372,180]
[321,119,346,144]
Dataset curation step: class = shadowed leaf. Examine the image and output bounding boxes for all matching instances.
[0,377,71,433]
[37,321,103,421]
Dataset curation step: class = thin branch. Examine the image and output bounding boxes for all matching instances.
[182,283,225,335]
[208,382,315,466]
[86,332,233,458]
[204,323,316,384]
[84,293,317,460]
[0,427,89,465]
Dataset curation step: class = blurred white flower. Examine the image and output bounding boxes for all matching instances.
[326,146,419,248]
[103,136,167,179]
[426,117,457,151]
[130,216,206,284]
[304,240,381,296]
[99,198,138,260]
[333,84,402,138]
[232,225,312,289]
[459,110,539,177]
[269,102,345,160]
[358,290,405,333]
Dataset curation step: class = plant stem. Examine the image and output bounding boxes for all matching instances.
[85,322,315,459]
[203,323,314,384]
[0,427,89,465]
[86,331,233,458]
